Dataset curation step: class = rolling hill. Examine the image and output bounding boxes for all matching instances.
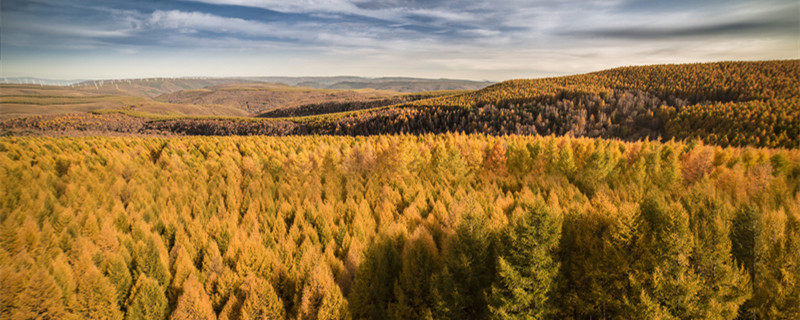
[244,76,492,92]
[2,60,798,148]
[72,78,246,98]
[0,83,248,120]
[1,76,489,120]
[154,83,401,115]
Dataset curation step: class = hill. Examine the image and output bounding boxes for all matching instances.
[154,83,402,115]
[1,79,478,120]
[1,77,85,86]
[2,60,798,148]
[0,82,437,120]
[72,78,248,98]
[244,76,492,92]
[321,60,797,147]
[0,84,248,120]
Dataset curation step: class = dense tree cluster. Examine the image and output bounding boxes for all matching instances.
[666,98,800,148]
[1,113,147,134]
[331,89,677,140]
[405,60,798,109]
[257,92,461,118]
[142,119,299,136]
[258,98,407,118]
[2,134,798,319]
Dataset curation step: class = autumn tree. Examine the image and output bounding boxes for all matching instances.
[220,274,285,320]
[15,268,68,319]
[298,263,349,320]
[556,195,636,318]
[72,252,124,320]
[171,274,216,320]
[126,274,169,320]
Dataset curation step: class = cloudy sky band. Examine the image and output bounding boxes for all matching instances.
[1,0,797,80]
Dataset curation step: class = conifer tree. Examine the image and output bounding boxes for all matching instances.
[298,263,349,320]
[102,253,133,308]
[748,207,800,319]
[390,228,441,320]
[15,268,67,319]
[556,196,636,319]
[626,196,701,319]
[681,185,751,319]
[126,274,168,320]
[731,205,759,282]
[237,275,285,320]
[72,255,124,320]
[134,235,171,288]
[488,191,561,320]
[170,274,216,320]
[348,234,403,320]
[433,212,495,320]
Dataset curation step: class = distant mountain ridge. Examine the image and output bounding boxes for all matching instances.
[2,76,492,95]
[242,76,493,92]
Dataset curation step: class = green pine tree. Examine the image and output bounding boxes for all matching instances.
[488,191,561,320]
[625,196,701,319]
[348,234,403,320]
[390,228,441,320]
[681,185,751,319]
[433,212,495,320]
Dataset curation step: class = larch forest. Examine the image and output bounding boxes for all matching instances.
[1,60,799,320]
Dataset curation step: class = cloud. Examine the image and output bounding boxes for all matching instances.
[1,0,797,80]
[147,10,279,35]
[186,0,360,14]
[570,20,798,40]
[560,1,799,40]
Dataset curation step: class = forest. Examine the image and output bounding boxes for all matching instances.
[1,134,798,319]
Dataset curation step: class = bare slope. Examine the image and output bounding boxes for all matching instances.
[155,83,400,115]
[0,84,247,120]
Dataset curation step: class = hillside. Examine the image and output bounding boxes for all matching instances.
[320,60,797,147]
[0,82,438,120]
[1,134,797,319]
[2,60,798,148]
[245,76,492,92]
[257,90,469,118]
[0,84,248,120]
[72,78,247,98]
[154,83,401,115]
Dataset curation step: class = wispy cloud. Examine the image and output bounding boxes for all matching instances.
[1,0,797,80]
[147,10,280,36]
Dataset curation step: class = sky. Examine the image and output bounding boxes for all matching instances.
[1,0,798,81]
